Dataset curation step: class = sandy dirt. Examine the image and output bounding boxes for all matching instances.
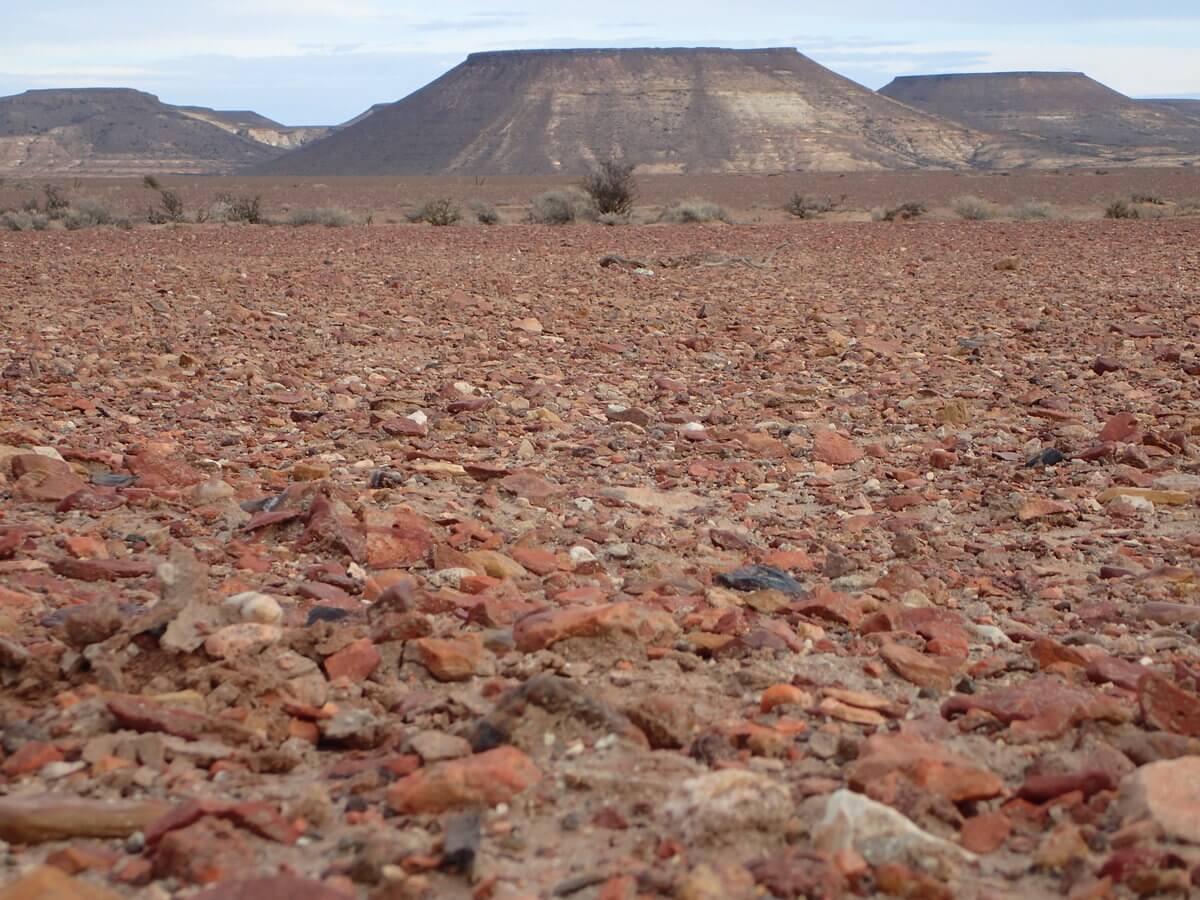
[1,212,1199,898]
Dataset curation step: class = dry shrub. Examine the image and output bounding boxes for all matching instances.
[0,209,50,231]
[879,202,926,222]
[469,200,499,225]
[784,193,842,219]
[659,199,731,224]
[287,207,354,227]
[526,190,594,225]
[412,197,461,226]
[1105,200,1139,220]
[951,195,997,221]
[580,158,636,216]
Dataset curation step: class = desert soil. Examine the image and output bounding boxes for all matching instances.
[1,212,1199,899]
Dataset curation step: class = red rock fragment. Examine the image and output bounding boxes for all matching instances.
[323,637,380,682]
[511,601,676,652]
[50,557,156,582]
[498,471,566,504]
[189,876,352,900]
[1139,673,1200,737]
[1098,412,1139,443]
[879,641,961,690]
[106,695,218,741]
[848,731,1003,804]
[942,676,1130,739]
[409,635,485,682]
[960,812,1011,854]
[386,747,542,814]
[813,430,863,466]
[1,741,63,776]
[1018,770,1114,803]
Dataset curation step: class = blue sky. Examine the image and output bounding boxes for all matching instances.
[2,2,1198,124]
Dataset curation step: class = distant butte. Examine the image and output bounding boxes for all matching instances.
[880,72,1200,164]
[255,47,1029,176]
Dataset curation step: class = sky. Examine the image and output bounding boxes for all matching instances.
[2,2,1199,125]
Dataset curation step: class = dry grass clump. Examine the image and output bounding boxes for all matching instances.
[1009,200,1058,220]
[951,195,998,220]
[658,199,731,224]
[286,206,354,227]
[526,190,595,225]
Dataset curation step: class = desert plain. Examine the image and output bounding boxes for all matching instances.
[0,170,1199,899]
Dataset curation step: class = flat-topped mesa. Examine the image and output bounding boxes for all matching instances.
[257,46,1013,176]
[880,72,1200,157]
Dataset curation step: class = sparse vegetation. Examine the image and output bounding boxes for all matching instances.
[783,193,843,219]
[597,212,628,226]
[0,210,50,231]
[580,158,637,216]
[214,193,264,224]
[411,197,461,226]
[286,207,354,227]
[951,195,998,221]
[147,189,187,224]
[62,198,127,230]
[1009,200,1057,220]
[658,199,731,224]
[470,201,499,225]
[879,201,926,222]
[142,175,162,191]
[42,184,69,214]
[1105,199,1139,220]
[1,187,127,230]
[526,190,594,225]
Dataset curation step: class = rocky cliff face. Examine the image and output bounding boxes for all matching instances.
[259,47,1018,175]
[881,73,1200,165]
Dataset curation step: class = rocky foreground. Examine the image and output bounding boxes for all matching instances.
[0,219,1198,899]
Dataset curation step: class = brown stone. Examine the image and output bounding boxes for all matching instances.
[0,795,168,843]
